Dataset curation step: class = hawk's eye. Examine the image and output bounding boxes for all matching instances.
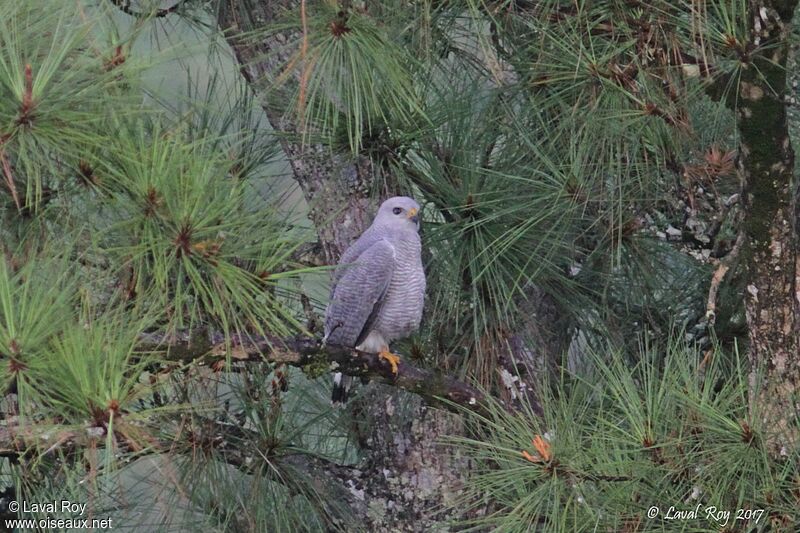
[392,207,402,215]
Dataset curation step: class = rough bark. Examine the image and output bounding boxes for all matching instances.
[735,2,800,451]
[345,393,472,531]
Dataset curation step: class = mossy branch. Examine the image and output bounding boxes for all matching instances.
[136,331,521,416]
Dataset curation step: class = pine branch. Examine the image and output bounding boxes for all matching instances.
[0,148,20,210]
[107,0,186,18]
[136,331,510,416]
[181,419,368,526]
[703,231,745,326]
[0,419,369,527]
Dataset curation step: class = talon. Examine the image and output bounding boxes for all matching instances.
[378,349,401,374]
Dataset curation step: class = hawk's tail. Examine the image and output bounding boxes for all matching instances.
[331,372,352,406]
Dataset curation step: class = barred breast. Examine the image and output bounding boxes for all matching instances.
[374,235,426,342]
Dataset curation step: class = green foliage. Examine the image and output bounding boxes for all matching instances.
[0,3,331,531]
[97,118,304,338]
[451,338,800,531]
[23,309,153,424]
[261,0,426,153]
[181,370,356,531]
[0,249,74,392]
[0,0,141,211]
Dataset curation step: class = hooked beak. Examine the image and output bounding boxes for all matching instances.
[407,207,420,224]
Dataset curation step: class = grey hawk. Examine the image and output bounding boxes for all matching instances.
[324,196,426,403]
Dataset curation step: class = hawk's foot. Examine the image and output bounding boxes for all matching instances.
[378,349,401,375]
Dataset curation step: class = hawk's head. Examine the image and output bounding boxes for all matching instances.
[375,196,421,232]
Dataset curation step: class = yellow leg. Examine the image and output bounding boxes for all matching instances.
[378,347,401,374]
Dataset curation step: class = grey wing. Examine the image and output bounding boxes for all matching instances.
[324,239,395,347]
[331,227,383,285]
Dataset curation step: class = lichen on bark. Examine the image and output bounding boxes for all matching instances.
[734,2,800,452]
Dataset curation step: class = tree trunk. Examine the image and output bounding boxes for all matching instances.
[736,1,800,452]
